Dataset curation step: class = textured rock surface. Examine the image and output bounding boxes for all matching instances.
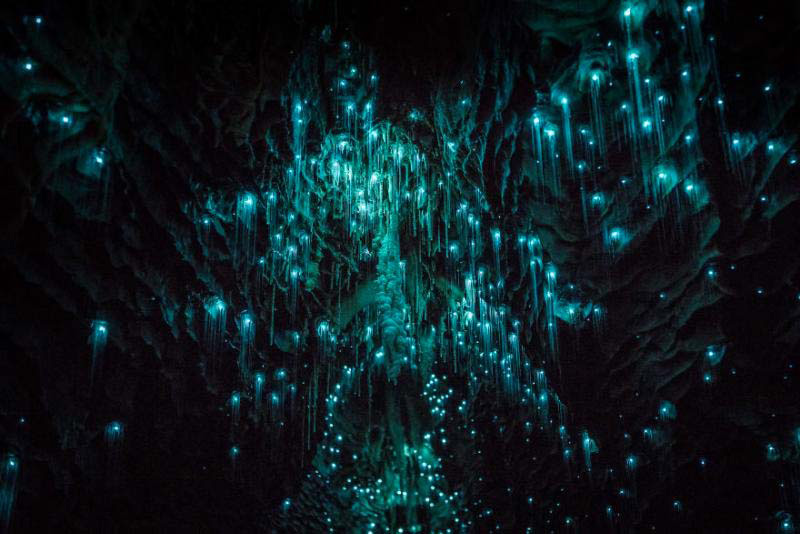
[1,0,799,532]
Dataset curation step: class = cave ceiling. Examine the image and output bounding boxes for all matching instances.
[1,1,799,532]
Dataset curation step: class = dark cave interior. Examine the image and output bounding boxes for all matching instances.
[1,1,799,532]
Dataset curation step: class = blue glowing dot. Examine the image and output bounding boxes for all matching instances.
[24,62,33,71]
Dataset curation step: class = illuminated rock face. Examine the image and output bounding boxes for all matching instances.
[1,1,799,532]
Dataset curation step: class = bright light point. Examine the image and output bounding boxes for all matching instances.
[591,73,599,81]
[24,62,33,71]
[685,5,694,13]
[560,97,568,105]
[34,16,42,24]
[764,84,771,92]
[624,7,632,17]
